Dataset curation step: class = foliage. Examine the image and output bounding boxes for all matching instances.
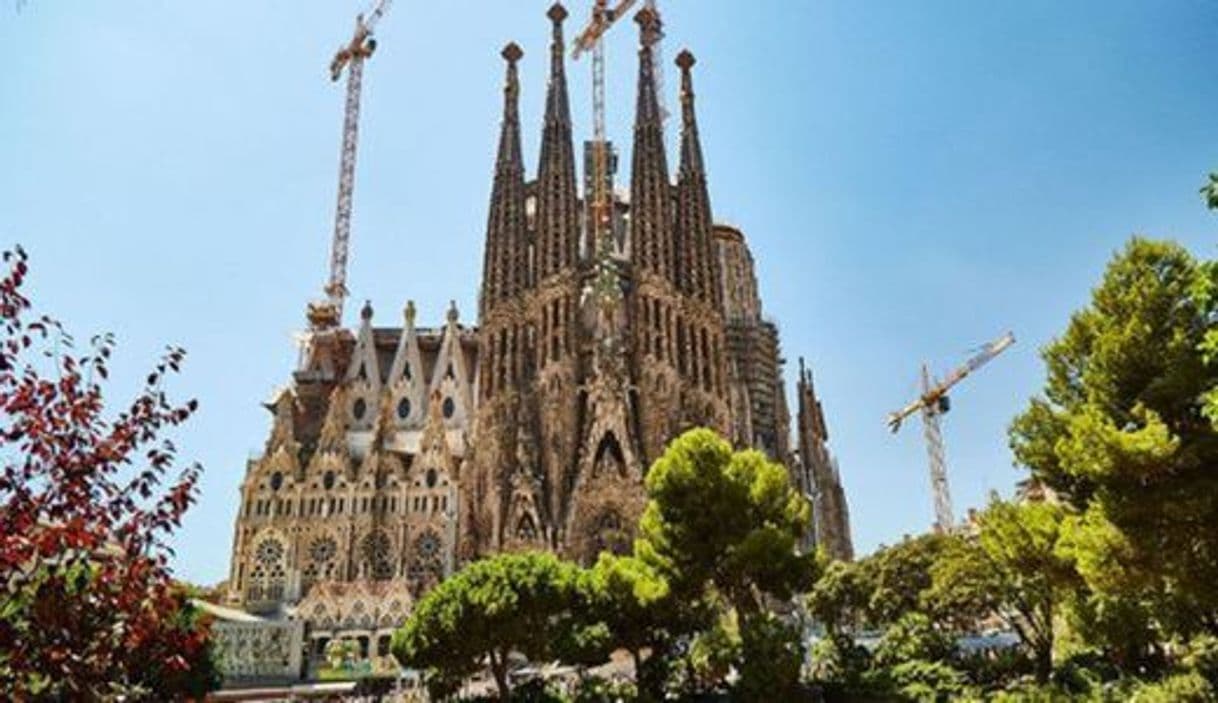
[684,611,739,694]
[1010,237,1218,636]
[1129,672,1215,702]
[885,659,975,702]
[868,533,952,626]
[1063,589,1163,674]
[806,558,872,635]
[873,613,956,669]
[585,553,676,667]
[128,589,222,698]
[571,675,638,703]
[808,632,872,687]
[927,499,1076,681]
[955,647,1035,691]
[735,611,804,702]
[629,428,818,697]
[1201,171,1218,211]
[392,550,586,701]
[637,428,818,615]
[0,247,211,699]
[1182,634,1218,688]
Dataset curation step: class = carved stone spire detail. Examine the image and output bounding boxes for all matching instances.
[675,50,719,307]
[536,4,580,279]
[480,43,528,315]
[629,8,674,284]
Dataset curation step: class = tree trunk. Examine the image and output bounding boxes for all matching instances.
[1035,642,1052,683]
[489,649,510,701]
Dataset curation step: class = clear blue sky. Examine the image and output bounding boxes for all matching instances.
[2,1,1216,586]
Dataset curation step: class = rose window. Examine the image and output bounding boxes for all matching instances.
[361,531,394,581]
[255,539,285,567]
[309,536,337,564]
[416,531,441,559]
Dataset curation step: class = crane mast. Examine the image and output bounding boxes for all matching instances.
[572,0,669,253]
[887,331,1015,532]
[308,0,393,331]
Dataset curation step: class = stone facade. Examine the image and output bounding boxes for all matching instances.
[225,2,852,656]
[794,358,854,560]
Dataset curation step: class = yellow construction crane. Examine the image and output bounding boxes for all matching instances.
[308,0,393,331]
[573,0,635,250]
[887,331,1015,533]
[572,0,666,250]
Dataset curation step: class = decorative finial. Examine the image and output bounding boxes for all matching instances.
[635,5,657,30]
[360,299,374,321]
[676,49,696,71]
[447,300,459,324]
[404,300,416,326]
[547,3,568,24]
[502,42,523,64]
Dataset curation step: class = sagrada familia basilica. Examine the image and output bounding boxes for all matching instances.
[222,3,852,669]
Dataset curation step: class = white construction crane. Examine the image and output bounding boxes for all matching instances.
[572,0,666,249]
[887,331,1015,533]
[308,0,393,331]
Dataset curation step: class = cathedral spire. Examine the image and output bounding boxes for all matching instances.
[675,49,718,306]
[536,4,580,280]
[629,8,673,283]
[480,42,528,317]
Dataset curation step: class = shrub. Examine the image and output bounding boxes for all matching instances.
[1128,672,1215,703]
[573,675,638,703]
[735,613,803,702]
[886,659,975,702]
[873,613,956,668]
[809,632,872,686]
[1182,634,1218,687]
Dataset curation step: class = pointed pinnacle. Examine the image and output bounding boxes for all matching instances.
[676,49,696,71]
[502,42,523,64]
[547,3,568,24]
[635,5,657,28]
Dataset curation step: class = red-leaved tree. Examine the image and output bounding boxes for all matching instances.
[0,247,217,698]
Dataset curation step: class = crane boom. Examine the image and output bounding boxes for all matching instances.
[887,331,1015,433]
[309,0,392,331]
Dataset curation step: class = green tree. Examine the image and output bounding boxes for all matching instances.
[391,551,585,701]
[736,612,804,702]
[586,552,703,697]
[927,499,1077,682]
[872,612,957,669]
[634,428,818,698]
[806,558,872,636]
[868,533,952,627]
[1010,238,1218,635]
[637,428,817,615]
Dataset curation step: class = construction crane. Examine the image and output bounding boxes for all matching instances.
[572,0,666,249]
[887,331,1015,533]
[308,0,393,331]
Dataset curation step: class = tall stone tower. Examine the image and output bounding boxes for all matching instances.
[464,7,737,564]
[796,358,854,560]
[716,224,792,462]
